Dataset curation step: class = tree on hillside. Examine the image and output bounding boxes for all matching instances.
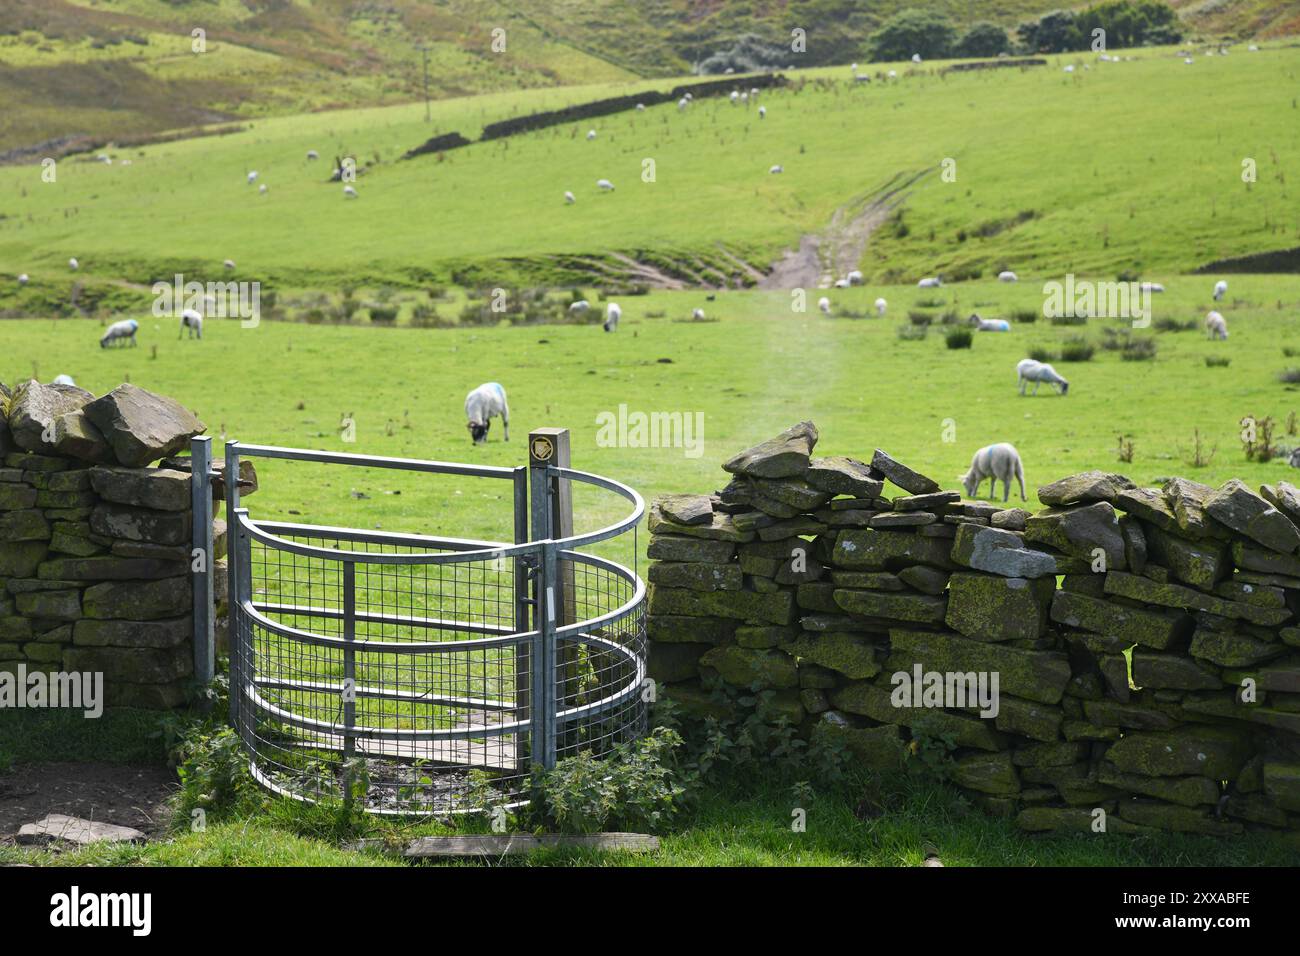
[955,22,1011,58]
[698,33,789,74]
[1018,10,1082,53]
[1075,0,1183,48]
[867,10,957,62]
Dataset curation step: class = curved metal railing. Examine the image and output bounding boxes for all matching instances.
[223,441,646,815]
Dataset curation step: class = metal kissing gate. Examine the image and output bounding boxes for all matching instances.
[206,428,646,814]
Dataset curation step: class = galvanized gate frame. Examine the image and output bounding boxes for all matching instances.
[191,430,646,810]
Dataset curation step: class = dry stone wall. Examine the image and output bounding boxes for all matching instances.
[647,422,1300,839]
[0,380,220,709]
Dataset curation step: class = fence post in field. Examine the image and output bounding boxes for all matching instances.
[190,437,216,689]
[529,427,573,768]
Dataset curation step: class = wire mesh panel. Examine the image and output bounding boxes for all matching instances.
[226,443,646,816]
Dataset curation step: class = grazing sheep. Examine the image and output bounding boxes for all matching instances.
[1140,281,1165,293]
[729,91,739,103]
[564,191,576,204]
[247,171,258,184]
[818,297,832,315]
[833,278,850,289]
[17,274,28,285]
[343,185,358,198]
[887,69,898,78]
[636,103,645,111]
[1206,310,1228,340]
[684,93,692,101]
[586,129,597,140]
[1064,65,1075,73]
[692,307,706,320]
[223,259,236,271]
[259,184,268,194]
[874,297,887,316]
[568,300,591,314]
[597,178,615,191]
[961,442,1026,502]
[1184,57,1194,65]
[100,318,139,349]
[847,270,863,285]
[68,257,79,271]
[1213,279,1228,300]
[912,54,922,63]
[769,164,783,174]
[758,106,767,118]
[998,270,1018,283]
[179,308,203,340]
[917,276,942,288]
[465,382,509,444]
[677,97,689,111]
[1016,358,1069,395]
[307,150,319,160]
[604,302,621,332]
[969,313,1010,332]
[851,63,858,72]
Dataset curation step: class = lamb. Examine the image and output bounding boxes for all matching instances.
[465,382,509,444]
[758,106,767,118]
[343,185,358,198]
[604,302,621,332]
[1213,279,1228,301]
[564,191,576,204]
[917,277,942,288]
[597,178,615,191]
[1016,358,1069,395]
[818,297,832,315]
[960,442,1026,502]
[874,297,887,316]
[1206,310,1228,340]
[998,270,1018,283]
[969,313,1010,332]
[179,308,203,339]
[100,318,139,349]
[568,300,591,314]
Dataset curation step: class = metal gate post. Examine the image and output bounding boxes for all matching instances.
[511,467,530,772]
[190,437,215,687]
[528,431,569,769]
[224,442,243,728]
[341,560,357,804]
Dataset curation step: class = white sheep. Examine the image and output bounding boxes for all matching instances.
[597,178,615,191]
[307,150,319,160]
[961,442,1026,502]
[179,308,203,339]
[636,103,645,111]
[1064,65,1075,73]
[998,270,1018,283]
[465,382,509,444]
[912,54,922,63]
[1206,310,1228,340]
[851,63,858,73]
[68,257,79,271]
[343,185,358,198]
[100,318,139,349]
[758,106,767,118]
[586,129,597,140]
[223,259,236,270]
[969,313,1010,332]
[259,184,268,194]
[17,274,28,285]
[874,297,887,316]
[887,69,898,78]
[730,91,739,103]
[604,302,621,332]
[52,374,76,387]
[833,278,850,289]
[677,97,689,111]
[1016,358,1069,395]
[917,276,942,288]
[1140,281,1164,293]
[847,270,863,285]
[692,307,706,320]
[769,165,783,174]
[564,191,576,204]
[247,171,258,184]
[1213,279,1228,300]
[568,300,591,314]
[818,297,832,315]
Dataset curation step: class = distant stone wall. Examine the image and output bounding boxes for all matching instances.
[647,422,1300,839]
[0,380,218,709]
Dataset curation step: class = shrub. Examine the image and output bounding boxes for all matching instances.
[1060,339,1095,362]
[1050,313,1087,326]
[940,309,961,325]
[1205,355,1231,368]
[897,323,929,341]
[368,306,398,324]
[1154,317,1198,332]
[698,34,789,74]
[1280,368,1300,384]
[1121,337,1158,361]
[1011,309,1039,324]
[1028,347,1056,362]
[869,9,957,61]
[945,327,973,349]
[955,21,1011,57]
[1283,347,1300,359]
[908,310,934,326]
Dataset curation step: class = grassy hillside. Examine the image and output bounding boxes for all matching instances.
[1,43,1297,299]
[2,0,1295,153]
